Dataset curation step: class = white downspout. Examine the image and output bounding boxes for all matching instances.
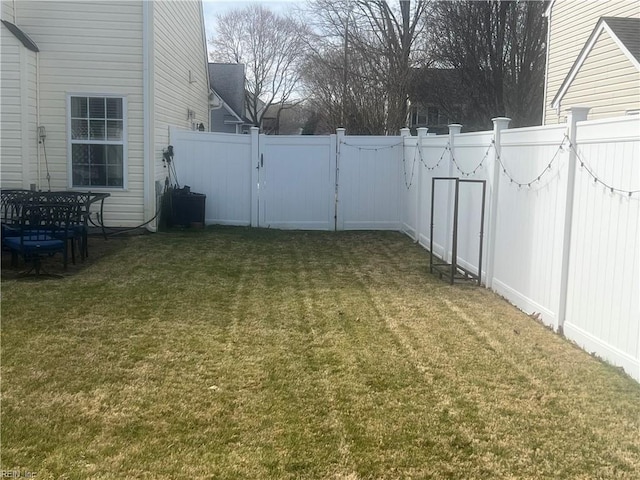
[541,6,552,125]
[35,50,39,189]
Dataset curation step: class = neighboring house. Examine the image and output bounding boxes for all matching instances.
[261,103,310,135]
[208,63,251,134]
[543,0,640,124]
[407,68,469,134]
[0,0,211,230]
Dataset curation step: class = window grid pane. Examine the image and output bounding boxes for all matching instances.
[106,98,123,119]
[89,97,105,119]
[71,119,88,140]
[71,97,87,118]
[71,96,124,188]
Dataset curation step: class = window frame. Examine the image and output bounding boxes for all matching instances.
[66,93,128,190]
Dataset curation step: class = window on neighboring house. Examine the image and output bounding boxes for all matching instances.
[412,106,451,127]
[69,96,125,188]
[427,107,440,126]
[410,106,427,126]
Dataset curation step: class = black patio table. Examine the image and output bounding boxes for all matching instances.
[1,189,111,264]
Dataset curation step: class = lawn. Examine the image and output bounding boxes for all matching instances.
[1,227,639,479]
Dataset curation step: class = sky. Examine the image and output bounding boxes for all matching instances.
[203,0,303,49]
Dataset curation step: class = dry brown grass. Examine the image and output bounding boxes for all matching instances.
[1,227,639,479]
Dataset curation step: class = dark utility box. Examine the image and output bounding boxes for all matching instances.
[169,186,206,227]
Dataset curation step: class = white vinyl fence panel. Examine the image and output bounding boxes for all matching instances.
[564,117,640,379]
[411,136,451,252]
[337,136,404,230]
[492,125,569,325]
[448,132,493,276]
[170,128,253,226]
[258,135,336,230]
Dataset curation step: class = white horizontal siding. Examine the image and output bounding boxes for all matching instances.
[1,0,13,21]
[1,31,23,186]
[545,0,640,124]
[152,0,209,187]
[12,0,145,227]
[0,22,36,189]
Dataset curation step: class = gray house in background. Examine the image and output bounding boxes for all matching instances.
[208,63,250,133]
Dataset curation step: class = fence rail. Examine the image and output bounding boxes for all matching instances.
[170,112,640,382]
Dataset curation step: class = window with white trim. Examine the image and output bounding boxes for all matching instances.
[69,96,125,187]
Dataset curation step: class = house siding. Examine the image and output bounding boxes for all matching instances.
[559,31,640,120]
[210,108,241,134]
[1,26,23,187]
[152,0,209,188]
[1,0,12,19]
[10,0,145,227]
[544,0,640,124]
[0,8,37,189]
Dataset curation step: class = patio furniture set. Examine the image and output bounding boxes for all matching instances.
[1,189,109,276]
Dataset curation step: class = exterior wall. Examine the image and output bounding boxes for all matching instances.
[544,0,640,124]
[9,0,145,227]
[560,31,640,120]
[1,1,38,189]
[1,0,12,19]
[210,107,241,134]
[152,0,210,190]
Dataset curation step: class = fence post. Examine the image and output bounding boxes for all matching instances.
[557,106,590,333]
[485,117,511,289]
[335,128,346,231]
[414,127,428,243]
[445,124,462,262]
[250,126,260,227]
[399,128,413,239]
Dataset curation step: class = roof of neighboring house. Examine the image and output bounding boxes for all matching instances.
[1,20,39,52]
[552,16,640,108]
[407,68,463,105]
[208,63,245,116]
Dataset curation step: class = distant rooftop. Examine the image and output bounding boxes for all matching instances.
[208,63,245,116]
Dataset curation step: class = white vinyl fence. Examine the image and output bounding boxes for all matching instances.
[170,112,640,382]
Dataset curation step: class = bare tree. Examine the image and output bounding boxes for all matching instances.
[304,0,429,134]
[428,0,548,129]
[302,42,389,134]
[209,5,309,129]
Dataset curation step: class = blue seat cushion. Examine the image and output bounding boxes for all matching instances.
[4,235,65,252]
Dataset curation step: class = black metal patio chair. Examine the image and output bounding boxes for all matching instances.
[3,202,73,276]
[36,191,90,263]
[1,189,32,240]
